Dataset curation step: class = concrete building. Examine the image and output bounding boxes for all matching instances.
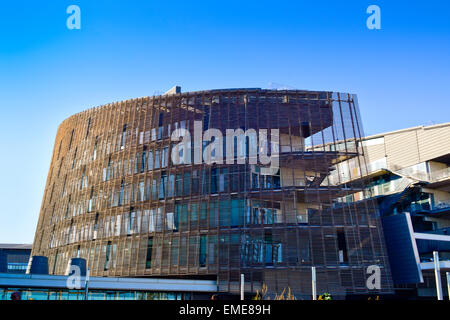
[0,244,32,274]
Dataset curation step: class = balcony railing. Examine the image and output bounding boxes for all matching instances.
[395,165,450,183]
[424,227,450,236]
[429,167,450,182]
[433,201,450,210]
[406,201,450,215]
[367,177,413,198]
[420,251,450,263]
[327,157,387,186]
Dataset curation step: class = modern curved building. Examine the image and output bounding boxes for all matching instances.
[31,87,393,299]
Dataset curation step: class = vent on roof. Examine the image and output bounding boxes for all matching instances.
[26,256,49,275]
[163,86,181,95]
[65,258,87,276]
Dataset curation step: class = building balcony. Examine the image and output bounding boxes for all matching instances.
[227,150,359,173]
[327,157,388,186]
[427,167,450,192]
[419,260,450,271]
[410,201,450,217]
[247,186,363,203]
[415,233,450,271]
[430,167,450,182]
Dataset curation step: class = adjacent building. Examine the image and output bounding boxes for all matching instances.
[0,244,32,274]
[29,88,393,299]
[331,122,450,298]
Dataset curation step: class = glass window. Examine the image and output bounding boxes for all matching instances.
[128,210,136,235]
[118,180,124,206]
[159,173,167,200]
[161,147,168,168]
[68,129,74,150]
[168,174,175,197]
[190,203,198,229]
[154,149,161,169]
[183,172,191,196]
[230,199,243,226]
[199,235,207,267]
[166,212,177,231]
[118,291,135,300]
[149,209,156,232]
[209,201,217,228]
[120,124,127,149]
[151,178,158,200]
[141,148,147,173]
[105,156,112,181]
[104,242,112,270]
[175,174,182,196]
[138,180,145,202]
[145,237,153,269]
[141,210,149,233]
[92,138,98,161]
[147,150,153,170]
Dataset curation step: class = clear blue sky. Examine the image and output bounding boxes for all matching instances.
[0,0,449,243]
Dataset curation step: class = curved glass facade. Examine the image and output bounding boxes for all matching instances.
[31,89,393,298]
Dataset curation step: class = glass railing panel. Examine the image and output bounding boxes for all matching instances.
[430,167,450,182]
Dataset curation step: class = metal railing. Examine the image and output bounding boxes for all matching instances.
[327,157,388,186]
[430,167,450,183]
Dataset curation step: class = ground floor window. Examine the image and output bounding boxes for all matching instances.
[0,288,192,300]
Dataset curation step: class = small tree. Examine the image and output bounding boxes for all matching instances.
[318,292,332,300]
[253,283,268,300]
[274,287,297,300]
[253,284,298,300]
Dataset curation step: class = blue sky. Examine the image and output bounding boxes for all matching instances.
[0,0,449,243]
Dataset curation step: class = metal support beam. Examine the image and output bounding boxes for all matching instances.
[84,268,90,300]
[240,274,244,301]
[433,251,443,300]
[446,272,450,301]
[312,266,317,300]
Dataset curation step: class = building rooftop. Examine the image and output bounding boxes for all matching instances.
[363,122,450,141]
[0,244,32,250]
[0,273,217,292]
